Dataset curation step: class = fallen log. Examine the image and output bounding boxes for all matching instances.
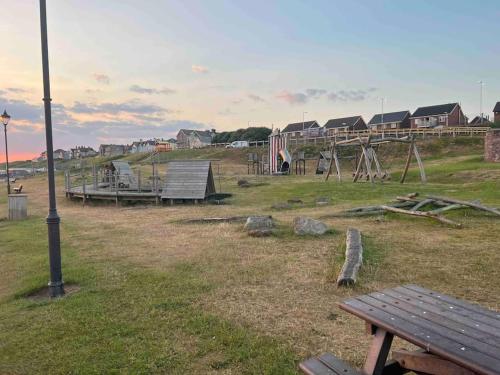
[411,198,435,211]
[180,216,249,224]
[337,228,363,287]
[321,210,385,218]
[429,203,465,215]
[346,200,415,213]
[426,195,500,217]
[381,205,462,228]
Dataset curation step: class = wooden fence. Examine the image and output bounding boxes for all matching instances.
[205,127,490,148]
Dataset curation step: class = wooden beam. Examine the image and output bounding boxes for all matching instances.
[337,228,363,286]
[426,195,500,216]
[381,205,463,228]
[413,143,426,183]
[400,140,413,183]
[363,328,394,375]
[392,350,476,375]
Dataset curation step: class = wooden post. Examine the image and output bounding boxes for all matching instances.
[138,169,142,193]
[8,194,28,220]
[353,152,365,182]
[400,140,414,183]
[82,175,86,206]
[413,143,426,183]
[360,143,374,184]
[363,328,394,375]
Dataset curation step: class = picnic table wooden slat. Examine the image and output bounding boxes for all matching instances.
[358,295,500,359]
[405,284,500,321]
[392,286,500,331]
[370,291,500,349]
[340,297,500,375]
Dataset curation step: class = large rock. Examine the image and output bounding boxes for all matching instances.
[244,216,274,233]
[293,217,329,235]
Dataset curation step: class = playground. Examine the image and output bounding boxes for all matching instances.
[1,136,500,374]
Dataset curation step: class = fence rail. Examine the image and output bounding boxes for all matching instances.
[202,127,490,148]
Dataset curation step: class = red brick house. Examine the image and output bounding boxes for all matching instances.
[494,102,500,123]
[323,116,367,135]
[368,110,411,130]
[410,103,467,128]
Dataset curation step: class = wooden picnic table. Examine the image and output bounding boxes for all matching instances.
[338,284,500,375]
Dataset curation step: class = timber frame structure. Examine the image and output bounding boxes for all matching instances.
[324,135,426,184]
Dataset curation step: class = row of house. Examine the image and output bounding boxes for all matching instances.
[282,102,499,137]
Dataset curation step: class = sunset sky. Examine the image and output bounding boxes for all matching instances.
[1,0,499,162]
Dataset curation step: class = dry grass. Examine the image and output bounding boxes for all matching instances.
[2,147,499,372]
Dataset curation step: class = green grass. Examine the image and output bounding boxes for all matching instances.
[0,218,297,374]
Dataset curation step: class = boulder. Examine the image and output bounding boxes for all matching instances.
[293,217,329,235]
[244,216,274,231]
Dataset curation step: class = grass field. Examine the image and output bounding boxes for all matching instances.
[1,137,499,374]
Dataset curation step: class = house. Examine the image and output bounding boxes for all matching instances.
[469,116,491,126]
[410,103,467,128]
[176,129,214,149]
[39,149,71,161]
[323,116,367,135]
[367,111,411,130]
[130,140,156,154]
[99,144,127,157]
[71,146,98,159]
[281,120,321,138]
[494,102,500,123]
[155,138,177,152]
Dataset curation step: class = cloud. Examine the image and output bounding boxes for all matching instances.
[6,87,30,94]
[0,95,43,123]
[192,64,209,74]
[218,108,236,116]
[129,84,176,95]
[70,100,171,115]
[305,89,327,98]
[247,94,266,103]
[327,89,375,102]
[276,91,308,105]
[93,73,110,84]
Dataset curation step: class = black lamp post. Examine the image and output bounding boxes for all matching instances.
[1,110,11,195]
[40,0,64,298]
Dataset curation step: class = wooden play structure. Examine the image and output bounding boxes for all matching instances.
[161,160,216,204]
[323,135,426,184]
[65,159,218,205]
[268,129,290,174]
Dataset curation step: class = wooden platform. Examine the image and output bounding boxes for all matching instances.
[66,186,161,203]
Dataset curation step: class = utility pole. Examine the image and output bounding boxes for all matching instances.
[478,80,484,125]
[40,0,64,298]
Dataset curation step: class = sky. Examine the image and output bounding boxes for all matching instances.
[0,0,499,162]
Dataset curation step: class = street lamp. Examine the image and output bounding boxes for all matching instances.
[40,0,64,298]
[1,110,11,195]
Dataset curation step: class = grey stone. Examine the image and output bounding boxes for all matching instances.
[244,216,274,231]
[293,216,329,235]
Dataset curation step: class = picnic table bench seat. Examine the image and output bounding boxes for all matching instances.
[299,353,361,375]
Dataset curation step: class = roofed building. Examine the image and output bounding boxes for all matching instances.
[469,116,491,126]
[176,129,214,149]
[281,120,321,138]
[323,116,367,135]
[368,111,411,130]
[410,103,467,128]
[494,102,500,123]
[99,144,127,157]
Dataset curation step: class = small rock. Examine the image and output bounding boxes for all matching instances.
[287,198,303,204]
[237,179,251,188]
[293,216,329,235]
[271,203,293,210]
[244,216,274,231]
[316,197,330,206]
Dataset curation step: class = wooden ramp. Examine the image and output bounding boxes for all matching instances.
[161,160,216,201]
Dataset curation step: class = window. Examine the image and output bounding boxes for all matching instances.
[391,123,397,129]
[439,116,447,122]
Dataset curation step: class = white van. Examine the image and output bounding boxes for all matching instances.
[226,141,249,148]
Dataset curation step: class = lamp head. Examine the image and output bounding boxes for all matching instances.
[1,110,10,126]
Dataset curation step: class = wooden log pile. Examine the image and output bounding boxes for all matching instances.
[328,193,500,228]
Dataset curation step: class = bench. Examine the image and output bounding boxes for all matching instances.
[13,184,23,194]
[299,353,361,375]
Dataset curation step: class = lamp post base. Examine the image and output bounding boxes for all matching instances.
[48,280,65,298]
